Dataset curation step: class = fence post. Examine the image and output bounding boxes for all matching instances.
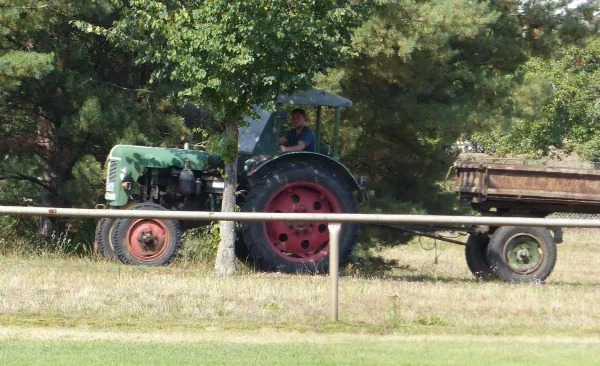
[328,223,342,322]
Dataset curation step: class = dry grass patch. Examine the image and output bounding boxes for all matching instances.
[0,229,600,336]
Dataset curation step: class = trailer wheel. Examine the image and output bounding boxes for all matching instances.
[95,218,117,259]
[486,226,556,283]
[465,232,493,280]
[242,162,358,273]
[111,203,181,266]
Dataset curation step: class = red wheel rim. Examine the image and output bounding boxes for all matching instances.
[263,182,341,263]
[124,219,171,262]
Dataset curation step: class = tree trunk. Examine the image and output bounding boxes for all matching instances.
[39,160,60,238]
[214,117,239,276]
[36,109,67,241]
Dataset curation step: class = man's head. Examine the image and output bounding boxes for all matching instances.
[290,108,307,130]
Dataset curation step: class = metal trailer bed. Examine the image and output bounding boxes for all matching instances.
[454,161,600,216]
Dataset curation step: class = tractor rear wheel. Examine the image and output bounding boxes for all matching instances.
[111,202,181,266]
[241,162,358,273]
[95,218,117,259]
[235,228,253,264]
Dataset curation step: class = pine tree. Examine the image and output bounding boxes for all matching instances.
[0,1,185,242]
[317,0,598,212]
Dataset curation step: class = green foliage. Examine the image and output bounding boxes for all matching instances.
[472,36,600,159]
[179,224,221,261]
[0,50,54,80]
[317,0,598,213]
[319,0,506,208]
[213,135,238,165]
[0,1,188,247]
[64,156,104,207]
[94,0,376,121]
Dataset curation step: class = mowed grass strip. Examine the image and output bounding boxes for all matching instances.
[0,230,600,336]
[1,336,599,366]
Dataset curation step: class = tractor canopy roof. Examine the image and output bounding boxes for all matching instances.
[238,89,351,155]
[276,89,352,108]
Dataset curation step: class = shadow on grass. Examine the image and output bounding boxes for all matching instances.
[344,272,480,284]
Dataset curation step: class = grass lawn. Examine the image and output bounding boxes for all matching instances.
[1,229,600,364]
[1,334,599,365]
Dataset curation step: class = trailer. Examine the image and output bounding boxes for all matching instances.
[445,161,600,282]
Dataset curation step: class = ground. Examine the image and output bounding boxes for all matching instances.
[1,229,600,364]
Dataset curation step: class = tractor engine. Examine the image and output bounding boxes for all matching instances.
[147,163,225,212]
[104,145,224,212]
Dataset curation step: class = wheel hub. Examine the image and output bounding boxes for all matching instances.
[125,219,170,261]
[140,229,158,250]
[517,248,530,261]
[504,234,544,275]
[290,205,309,230]
[264,182,341,262]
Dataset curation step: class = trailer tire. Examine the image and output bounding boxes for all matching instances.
[95,218,117,259]
[465,232,493,280]
[486,226,556,283]
[111,203,181,266]
[242,162,358,273]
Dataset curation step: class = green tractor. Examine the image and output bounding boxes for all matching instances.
[95,89,367,273]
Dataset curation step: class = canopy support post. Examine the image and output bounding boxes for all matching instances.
[333,107,341,160]
[315,106,322,152]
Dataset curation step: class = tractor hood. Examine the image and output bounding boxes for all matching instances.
[105,145,222,206]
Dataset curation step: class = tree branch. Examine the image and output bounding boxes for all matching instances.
[0,173,62,198]
[105,81,153,93]
[0,199,38,206]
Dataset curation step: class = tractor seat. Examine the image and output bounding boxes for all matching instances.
[319,144,332,156]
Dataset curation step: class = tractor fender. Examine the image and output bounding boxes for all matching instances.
[246,152,362,193]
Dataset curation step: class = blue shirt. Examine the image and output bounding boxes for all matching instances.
[284,126,316,152]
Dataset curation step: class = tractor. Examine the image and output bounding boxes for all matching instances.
[95,89,367,273]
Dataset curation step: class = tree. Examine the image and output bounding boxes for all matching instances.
[0,1,186,243]
[471,36,600,159]
[93,0,376,275]
[317,0,598,213]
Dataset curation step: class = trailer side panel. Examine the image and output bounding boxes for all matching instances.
[455,162,600,214]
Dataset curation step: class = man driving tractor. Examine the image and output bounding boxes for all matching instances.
[278,108,317,153]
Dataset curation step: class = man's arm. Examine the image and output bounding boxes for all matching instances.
[279,136,288,144]
[279,141,306,152]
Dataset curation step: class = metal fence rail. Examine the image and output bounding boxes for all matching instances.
[3,206,600,227]
[2,205,600,322]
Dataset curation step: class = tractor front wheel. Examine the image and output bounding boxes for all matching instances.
[111,203,181,266]
[95,218,117,260]
[241,162,358,273]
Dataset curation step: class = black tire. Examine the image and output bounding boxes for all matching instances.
[465,232,493,280]
[111,202,181,266]
[241,162,359,273]
[95,218,117,260]
[486,226,557,283]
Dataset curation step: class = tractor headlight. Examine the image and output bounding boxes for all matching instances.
[120,167,127,180]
